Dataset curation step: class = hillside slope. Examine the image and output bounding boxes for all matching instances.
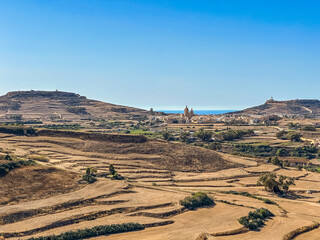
[0,90,152,123]
[230,98,320,116]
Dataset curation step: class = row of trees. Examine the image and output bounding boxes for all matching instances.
[288,122,317,131]
[26,222,145,240]
[163,129,253,144]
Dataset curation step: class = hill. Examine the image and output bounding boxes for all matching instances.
[0,90,153,123]
[230,98,320,117]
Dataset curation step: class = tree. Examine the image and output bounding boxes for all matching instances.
[195,130,213,142]
[109,164,116,175]
[108,164,123,180]
[257,173,295,194]
[287,132,302,142]
[276,130,287,139]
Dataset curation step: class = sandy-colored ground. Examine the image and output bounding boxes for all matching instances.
[0,133,320,240]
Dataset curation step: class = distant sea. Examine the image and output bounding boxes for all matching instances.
[159,110,236,115]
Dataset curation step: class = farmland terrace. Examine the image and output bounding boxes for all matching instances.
[0,130,320,240]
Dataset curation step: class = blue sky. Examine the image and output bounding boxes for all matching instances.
[0,1,319,110]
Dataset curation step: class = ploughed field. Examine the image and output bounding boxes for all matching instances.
[0,132,320,240]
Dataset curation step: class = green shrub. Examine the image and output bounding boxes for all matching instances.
[82,167,97,183]
[180,192,214,210]
[108,164,124,180]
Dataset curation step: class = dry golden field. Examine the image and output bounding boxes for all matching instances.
[0,128,320,240]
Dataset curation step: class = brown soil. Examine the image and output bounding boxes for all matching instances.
[58,138,240,172]
[0,166,81,205]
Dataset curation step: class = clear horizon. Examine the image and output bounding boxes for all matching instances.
[1,1,319,109]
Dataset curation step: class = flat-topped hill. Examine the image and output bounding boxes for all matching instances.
[230,98,320,116]
[0,90,151,123]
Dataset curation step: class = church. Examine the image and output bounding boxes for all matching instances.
[184,106,194,118]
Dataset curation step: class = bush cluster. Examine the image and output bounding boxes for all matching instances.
[233,144,275,157]
[276,131,302,142]
[0,126,35,135]
[0,160,36,177]
[26,222,145,240]
[180,192,214,210]
[38,124,82,130]
[238,208,273,230]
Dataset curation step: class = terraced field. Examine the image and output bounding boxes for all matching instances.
[0,132,320,240]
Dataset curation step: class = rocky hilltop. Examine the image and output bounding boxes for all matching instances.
[230,98,320,117]
[0,90,151,123]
